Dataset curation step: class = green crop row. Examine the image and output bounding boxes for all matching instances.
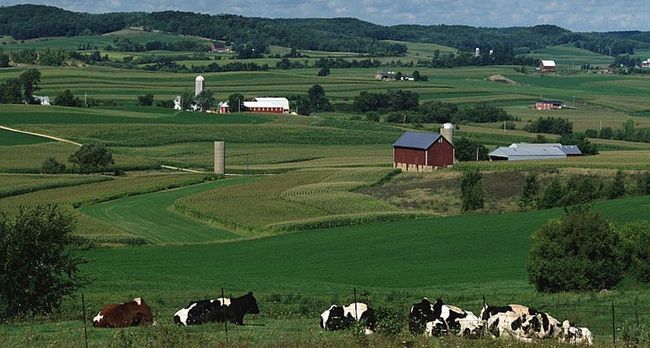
[0,174,113,198]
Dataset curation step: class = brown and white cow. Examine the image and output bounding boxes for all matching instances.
[93,297,154,328]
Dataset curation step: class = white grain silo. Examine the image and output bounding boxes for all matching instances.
[214,141,225,175]
[474,47,480,57]
[440,123,454,144]
[195,75,205,96]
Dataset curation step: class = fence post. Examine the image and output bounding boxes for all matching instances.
[222,288,228,344]
[612,301,616,345]
[353,288,358,320]
[81,293,89,348]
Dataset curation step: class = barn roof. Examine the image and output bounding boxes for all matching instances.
[393,131,446,150]
[248,97,290,110]
[536,100,562,104]
[540,60,556,67]
[489,145,567,160]
[557,145,582,155]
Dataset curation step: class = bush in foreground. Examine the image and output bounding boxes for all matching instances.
[527,206,625,292]
[41,157,66,174]
[0,204,86,318]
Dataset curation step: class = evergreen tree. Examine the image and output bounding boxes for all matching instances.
[460,168,484,212]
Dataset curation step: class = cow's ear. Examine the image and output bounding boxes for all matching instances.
[248,291,253,295]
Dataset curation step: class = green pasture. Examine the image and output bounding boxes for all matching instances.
[1,65,649,116]
[381,39,457,57]
[0,104,273,125]
[2,195,649,346]
[80,178,255,245]
[0,173,112,198]
[525,45,614,67]
[0,128,52,145]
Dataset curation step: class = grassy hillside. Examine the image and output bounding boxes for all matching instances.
[525,45,614,67]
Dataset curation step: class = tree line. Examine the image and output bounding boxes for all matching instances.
[3,5,650,57]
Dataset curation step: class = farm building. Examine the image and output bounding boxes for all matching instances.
[33,96,50,106]
[375,71,396,80]
[393,130,455,172]
[642,59,650,68]
[539,60,557,72]
[535,100,563,110]
[219,97,290,114]
[489,143,582,161]
[195,75,205,96]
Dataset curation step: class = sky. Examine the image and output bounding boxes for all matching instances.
[2,0,649,32]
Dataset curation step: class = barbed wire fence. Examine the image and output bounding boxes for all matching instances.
[79,289,650,345]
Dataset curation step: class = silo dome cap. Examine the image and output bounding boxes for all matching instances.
[195,75,205,81]
[442,123,454,129]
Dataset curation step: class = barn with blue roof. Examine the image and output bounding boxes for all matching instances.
[393,131,455,171]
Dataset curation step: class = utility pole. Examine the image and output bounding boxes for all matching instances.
[573,95,576,107]
[476,146,479,161]
[84,91,87,108]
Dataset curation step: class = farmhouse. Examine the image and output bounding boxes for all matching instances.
[642,59,650,68]
[393,130,455,172]
[535,99,563,110]
[539,60,556,72]
[375,71,396,80]
[219,97,290,114]
[489,143,582,161]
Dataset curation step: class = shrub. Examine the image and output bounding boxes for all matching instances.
[137,93,154,106]
[54,89,81,107]
[523,116,573,135]
[460,168,484,212]
[620,321,650,347]
[607,170,626,199]
[538,177,563,209]
[69,143,114,173]
[527,206,625,292]
[41,157,66,174]
[518,173,539,209]
[618,221,650,284]
[374,305,404,338]
[0,205,86,318]
[366,112,379,122]
[637,171,650,195]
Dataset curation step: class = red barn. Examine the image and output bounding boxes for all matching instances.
[535,100,562,110]
[393,131,455,171]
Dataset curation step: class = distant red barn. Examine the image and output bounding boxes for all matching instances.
[393,131,455,171]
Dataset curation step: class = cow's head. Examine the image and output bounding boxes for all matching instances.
[245,292,260,314]
[425,318,447,337]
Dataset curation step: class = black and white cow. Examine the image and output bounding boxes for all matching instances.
[409,298,482,338]
[482,303,563,342]
[409,298,439,335]
[320,302,376,334]
[559,320,594,346]
[174,292,260,326]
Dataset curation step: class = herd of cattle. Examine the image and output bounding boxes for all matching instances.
[92,293,592,345]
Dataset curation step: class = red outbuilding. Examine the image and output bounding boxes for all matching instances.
[393,131,455,171]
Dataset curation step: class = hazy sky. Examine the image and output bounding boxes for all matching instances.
[2,0,649,32]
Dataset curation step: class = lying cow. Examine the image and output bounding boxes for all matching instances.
[559,320,593,346]
[409,298,482,338]
[320,302,376,334]
[482,303,563,342]
[174,292,260,326]
[93,297,154,328]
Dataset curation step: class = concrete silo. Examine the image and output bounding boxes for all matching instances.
[440,123,454,144]
[195,75,205,96]
[214,141,225,175]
